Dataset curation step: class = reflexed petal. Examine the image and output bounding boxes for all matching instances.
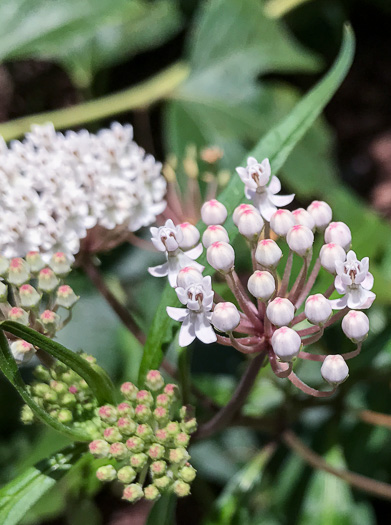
[166,307,188,322]
[195,314,217,344]
[361,272,374,290]
[247,157,258,166]
[165,219,175,229]
[335,260,344,276]
[360,257,369,274]
[236,167,248,180]
[150,227,159,236]
[358,290,376,309]
[346,288,367,309]
[176,287,188,305]
[334,275,347,294]
[185,243,203,260]
[268,175,281,194]
[329,295,348,310]
[148,262,169,278]
[179,314,196,347]
[245,186,256,199]
[151,237,165,251]
[268,193,295,207]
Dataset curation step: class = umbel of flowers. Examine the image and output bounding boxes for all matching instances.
[0,122,165,259]
[149,157,375,397]
[0,251,79,364]
[89,370,197,502]
[21,354,99,437]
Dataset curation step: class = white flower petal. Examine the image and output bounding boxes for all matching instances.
[361,272,374,290]
[329,295,348,310]
[148,262,169,278]
[185,243,203,260]
[195,314,217,344]
[268,193,295,207]
[178,314,196,347]
[268,175,281,194]
[166,306,188,322]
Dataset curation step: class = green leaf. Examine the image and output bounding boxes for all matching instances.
[140,25,355,380]
[0,331,90,441]
[0,321,116,406]
[0,444,85,525]
[146,494,177,525]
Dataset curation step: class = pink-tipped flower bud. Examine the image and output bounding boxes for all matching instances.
[255,239,282,269]
[26,251,45,273]
[117,417,137,436]
[271,326,301,362]
[292,208,315,230]
[237,209,264,240]
[176,267,203,289]
[0,255,10,276]
[233,203,257,226]
[89,439,110,458]
[148,443,165,460]
[202,225,229,248]
[324,221,352,251]
[117,466,136,484]
[321,355,349,385]
[8,258,30,285]
[55,285,79,309]
[207,241,235,273]
[126,436,144,453]
[19,284,41,308]
[266,297,295,327]
[164,383,178,397]
[166,421,180,436]
[0,282,7,302]
[307,201,332,231]
[287,225,314,256]
[40,310,60,332]
[211,302,240,332]
[150,460,167,477]
[154,475,172,490]
[177,222,200,250]
[145,370,165,391]
[169,447,190,465]
[117,402,135,417]
[305,294,332,326]
[38,267,59,292]
[173,480,191,497]
[175,432,190,447]
[320,243,346,274]
[136,423,153,440]
[144,484,160,501]
[98,405,118,424]
[341,310,369,343]
[179,464,197,483]
[96,465,117,482]
[135,404,152,422]
[8,307,29,325]
[130,452,148,470]
[122,483,143,503]
[136,390,154,405]
[201,199,228,225]
[155,428,169,445]
[10,340,35,364]
[156,394,171,407]
[120,381,138,400]
[247,271,275,301]
[103,426,122,443]
[109,442,128,460]
[270,210,295,237]
[49,252,71,276]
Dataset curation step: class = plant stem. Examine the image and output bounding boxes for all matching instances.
[194,350,266,440]
[278,250,293,297]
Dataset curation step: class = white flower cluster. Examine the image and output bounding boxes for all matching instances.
[149,156,376,395]
[0,122,166,259]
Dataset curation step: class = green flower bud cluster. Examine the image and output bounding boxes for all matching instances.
[89,370,197,503]
[21,354,100,436]
[0,251,79,364]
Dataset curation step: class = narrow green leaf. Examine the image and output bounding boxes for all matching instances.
[139,25,355,379]
[0,444,85,525]
[146,494,177,525]
[0,321,116,405]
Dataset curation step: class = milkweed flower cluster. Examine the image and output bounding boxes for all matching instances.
[0,251,78,364]
[0,122,165,259]
[89,370,197,502]
[150,156,375,397]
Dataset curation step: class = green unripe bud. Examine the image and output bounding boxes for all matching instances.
[8,307,29,325]
[181,418,197,434]
[61,393,77,407]
[122,483,143,503]
[26,251,45,273]
[50,380,68,395]
[120,382,138,401]
[19,284,41,308]
[33,365,51,382]
[136,424,153,440]
[174,432,190,447]
[117,466,136,484]
[173,480,191,497]
[109,442,128,460]
[117,417,137,436]
[97,405,117,424]
[126,437,144,453]
[156,394,171,408]
[0,282,8,302]
[136,390,153,406]
[179,465,196,483]
[103,426,122,443]
[169,447,190,465]
[43,390,58,403]
[0,255,10,276]
[89,439,110,457]
[155,428,170,445]
[117,402,135,417]
[154,475,171,491]
[55,285,79,308]
[8,258,30,285]
[166,422,180,436]
[21,405,34,424]
[49,252,72,277]
[57,409,73,424]
[153,406,168,423]
[32,383,51,397]
[144,484,161,501]
[130,453,148,470]
[134,404,152,422]
[145,370,164,391]
[96,465,117,482]
[150,460,167,477]
[148,443,165,460]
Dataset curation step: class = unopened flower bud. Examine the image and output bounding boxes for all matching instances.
[8,307,29,325]
[271,326,301,362]
[211,302,240,332]
[266,297,295,327]
[26,251,45,273]
[122,483,143,503]
[175,432,190,447]
[164,384,178,397]
[247,271,275,301]
[155,428,169,444]
[156,394,171,407]
[173,480,191,497]
[89,440,110,458]
[117,402,134,417]
[49,252,72,276]
[324,221,352,251]
[0,255,9,276]
[130,452,148,470]
[55,285,79,309]
[176,267,203,289]
[207,241,235,273]
[307,201,332,231]
[342,310,369,343]
[287,225,314,256]
[321,355,349,385]
[237,209,264,240]
[62,393,77,407]
[292,208,315,230]
[144,484,161,501]
[255,239,282,269]
[40,310,60,332]
[19,284,41,308]
[117,466,136,484]
[320,243,346,274]
[135,404,152,422]
[145,370,164,391]
[120,382,138,400]
[154,406,169,423]
[8,258,30,285]
[305,294,332,326]
[148,443,165,460]
[136,390,154,406]
[181,418,197,434]
[233,204,256,226]
[154,475,171,490]
[38,268,59,292]
[179,465,197,483]
[0,282,7,302]
[96,465,117,482]
[57,409,73,423]
[202,224,229,249]
[166,421,180,436]
[34,365,51,381]
[103,426,122,443]
[136,424,153,440]
[50,380,67,395]
[177,222,200,250]
[126,436,144,453]
[270,210,295,237]
[150,460,167,477]
[110,442,128,460]
[21,405,34,424]
[117,417,137,436]
[169,447,190,464]
[201,199,227,225]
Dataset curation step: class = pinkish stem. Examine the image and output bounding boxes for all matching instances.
[288,371,337,397]
[289,255,310,305]
[298,343,362,362]
[295,257,321,309]
[278,250,293,297]
[226,271,262,331]
[301,328,324,346]
[268,349,292,378]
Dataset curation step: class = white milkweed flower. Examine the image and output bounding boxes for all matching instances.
[201,199,227,225]
[341,310,369,342]
[330,250,376,310]
[266,297,295,327]
[320,243,346,274]
[286,225,314,256]
[235,157,294,221]
[307,201,332,231]
[10,340,36,364]
[148,220,204,287]
[270,210,295,237]
[292,208,315,230]
[255,239,283,268]
[247,271,275,301]
[271,326,301,362]
[321,355,349,386]
[202,225,229,248]
[211,302,240,333]
[305,294,332,326]
[0,122,166,259]
[167,276,216,346]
